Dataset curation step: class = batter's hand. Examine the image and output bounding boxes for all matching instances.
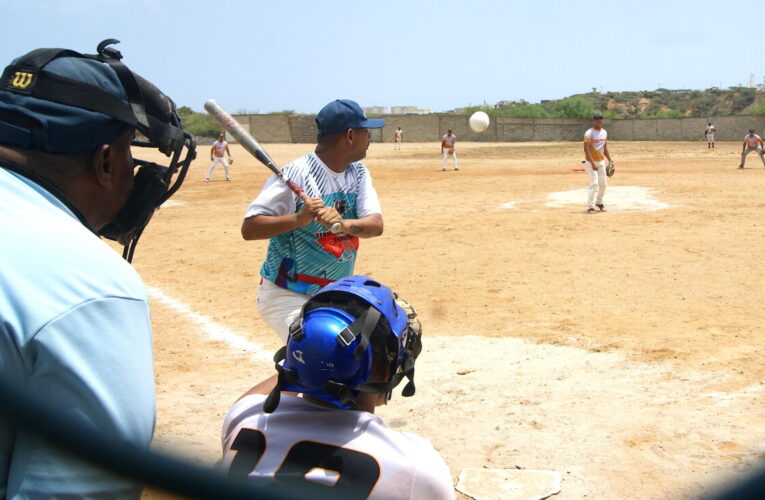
[314,206,342,230]
[296,197,324,226]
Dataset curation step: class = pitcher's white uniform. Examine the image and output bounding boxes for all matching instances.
[221,394,455,499]
[207,139,231,181]
[441,132,458,170]
[584,127,608,210]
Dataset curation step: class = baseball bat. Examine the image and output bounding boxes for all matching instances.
[203,99,341,234]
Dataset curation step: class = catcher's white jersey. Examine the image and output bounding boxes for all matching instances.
[584,128,608,161]
[212,139,228,157]
[221,394,455,500]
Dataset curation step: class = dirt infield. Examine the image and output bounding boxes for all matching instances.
[134,140,765,499]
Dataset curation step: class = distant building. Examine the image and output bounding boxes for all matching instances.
[390,105,430,115]
[364,106,388,115]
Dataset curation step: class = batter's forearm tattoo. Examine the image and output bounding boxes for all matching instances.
[345,222,372,236]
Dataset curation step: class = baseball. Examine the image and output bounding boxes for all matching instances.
[469,111,490,133]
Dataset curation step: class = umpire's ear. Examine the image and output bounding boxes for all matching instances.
[91,129,133,190]
[92,143,114,188]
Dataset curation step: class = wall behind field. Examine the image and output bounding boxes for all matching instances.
[229,114,765,143]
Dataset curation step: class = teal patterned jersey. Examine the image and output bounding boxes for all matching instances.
[244,153,381,295]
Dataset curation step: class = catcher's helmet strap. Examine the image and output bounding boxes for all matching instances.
[263,346,290,413]
[352,306,380,359]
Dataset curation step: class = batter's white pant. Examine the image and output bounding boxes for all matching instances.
[256,279,310,343]
[585,160,608,209]
[740,146,765,167]
[442,149,458,170]
[206,156,230,180]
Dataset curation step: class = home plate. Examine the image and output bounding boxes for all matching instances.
[456,468,561,500]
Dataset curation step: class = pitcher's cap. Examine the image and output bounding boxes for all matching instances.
[593,113,604,119]
[315,99,385,137]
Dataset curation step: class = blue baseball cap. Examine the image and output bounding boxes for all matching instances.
[315,99,385,137]
[0,56,130,153]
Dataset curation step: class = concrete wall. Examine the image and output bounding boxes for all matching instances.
[227,114,765,143]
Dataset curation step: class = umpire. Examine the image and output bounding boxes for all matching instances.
[0,40,194,497]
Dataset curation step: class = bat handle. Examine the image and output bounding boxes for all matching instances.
[301,192,341,233]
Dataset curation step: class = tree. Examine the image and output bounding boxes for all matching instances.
[552,97,594,118]
[752,100,765,116]
[643,109,684,119]
[177,108,221,137]
[504,103,549,118]
[731,90,755,113]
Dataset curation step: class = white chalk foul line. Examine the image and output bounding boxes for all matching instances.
[147,287,273,361]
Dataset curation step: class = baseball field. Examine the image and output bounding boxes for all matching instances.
[133,139,765,499]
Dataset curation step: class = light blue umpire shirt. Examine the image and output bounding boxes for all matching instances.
[0,164,155,498]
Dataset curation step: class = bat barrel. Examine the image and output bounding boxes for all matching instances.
[204,99,278,169]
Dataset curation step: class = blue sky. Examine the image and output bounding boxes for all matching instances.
[2,0,761,114]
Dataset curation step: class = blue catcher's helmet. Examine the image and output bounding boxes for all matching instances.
[264,276,422,412]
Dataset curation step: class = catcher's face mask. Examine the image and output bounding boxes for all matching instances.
[0,39,196,262]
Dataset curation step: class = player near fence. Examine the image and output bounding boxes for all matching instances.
[394,126,404,150]
[241,99,385,343]
[738,129,765,168]
[441,129,458,171]
[221,275,454,499]
[206,132,233,181]
[705,122,716,149]
[583,113,613,213]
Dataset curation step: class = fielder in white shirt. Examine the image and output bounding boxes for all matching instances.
[206,132,232,181]
[394,127,403,150]
[221,276,454,500]
[441,129,458,171]
[705,122,716,149]
[739,129,765,168]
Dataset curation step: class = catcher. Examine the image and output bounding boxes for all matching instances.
[205,132,233,181]
[221,275,454,499]
[583,113,614,213]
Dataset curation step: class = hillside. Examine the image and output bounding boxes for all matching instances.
[566,87,760,118]
[469,86,765,120]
